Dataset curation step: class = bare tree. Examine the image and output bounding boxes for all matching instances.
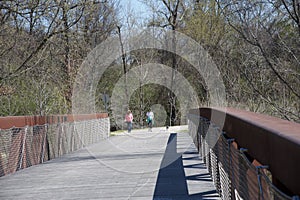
[217,0,300,121]
[0,0,119,115]
[141,0,188,125]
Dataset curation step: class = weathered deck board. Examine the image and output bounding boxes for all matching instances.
[0,127,220,200]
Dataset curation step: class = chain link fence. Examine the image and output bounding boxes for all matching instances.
[0,115,109,177]
[188,114,296,200]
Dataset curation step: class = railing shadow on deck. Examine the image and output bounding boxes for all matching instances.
[153,133,220,200]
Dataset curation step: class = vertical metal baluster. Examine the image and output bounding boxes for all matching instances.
[19,126,28,170]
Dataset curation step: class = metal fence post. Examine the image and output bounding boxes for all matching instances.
[19,126,28,170]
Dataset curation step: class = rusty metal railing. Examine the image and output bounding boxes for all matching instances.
[188,108,300,200]
[0,114,109,177]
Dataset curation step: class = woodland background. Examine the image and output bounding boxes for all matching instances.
[0,0,299,129]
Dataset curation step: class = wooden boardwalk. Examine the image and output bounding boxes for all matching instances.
[0,127,220,200]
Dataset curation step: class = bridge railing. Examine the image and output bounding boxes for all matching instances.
[0,114,109,177]
[188,108,300,200]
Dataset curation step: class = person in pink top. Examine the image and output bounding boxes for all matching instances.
[124,110,133,133]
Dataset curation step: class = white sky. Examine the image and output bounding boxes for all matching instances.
[119,0,152,25]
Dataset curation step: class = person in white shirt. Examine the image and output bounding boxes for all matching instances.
[146,109,154,132]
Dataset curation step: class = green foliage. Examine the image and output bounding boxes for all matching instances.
[0,0,299,123]
[183,0,226,47]
[0,77,68,116]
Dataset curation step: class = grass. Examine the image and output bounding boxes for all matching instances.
[110,130,126,136]
[109,126,189,136]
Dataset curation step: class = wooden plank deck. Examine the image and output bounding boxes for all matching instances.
[0,127,220,200]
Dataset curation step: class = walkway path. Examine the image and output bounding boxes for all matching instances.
[0,126,220,200]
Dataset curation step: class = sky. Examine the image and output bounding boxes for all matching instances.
[119,0,152,25]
